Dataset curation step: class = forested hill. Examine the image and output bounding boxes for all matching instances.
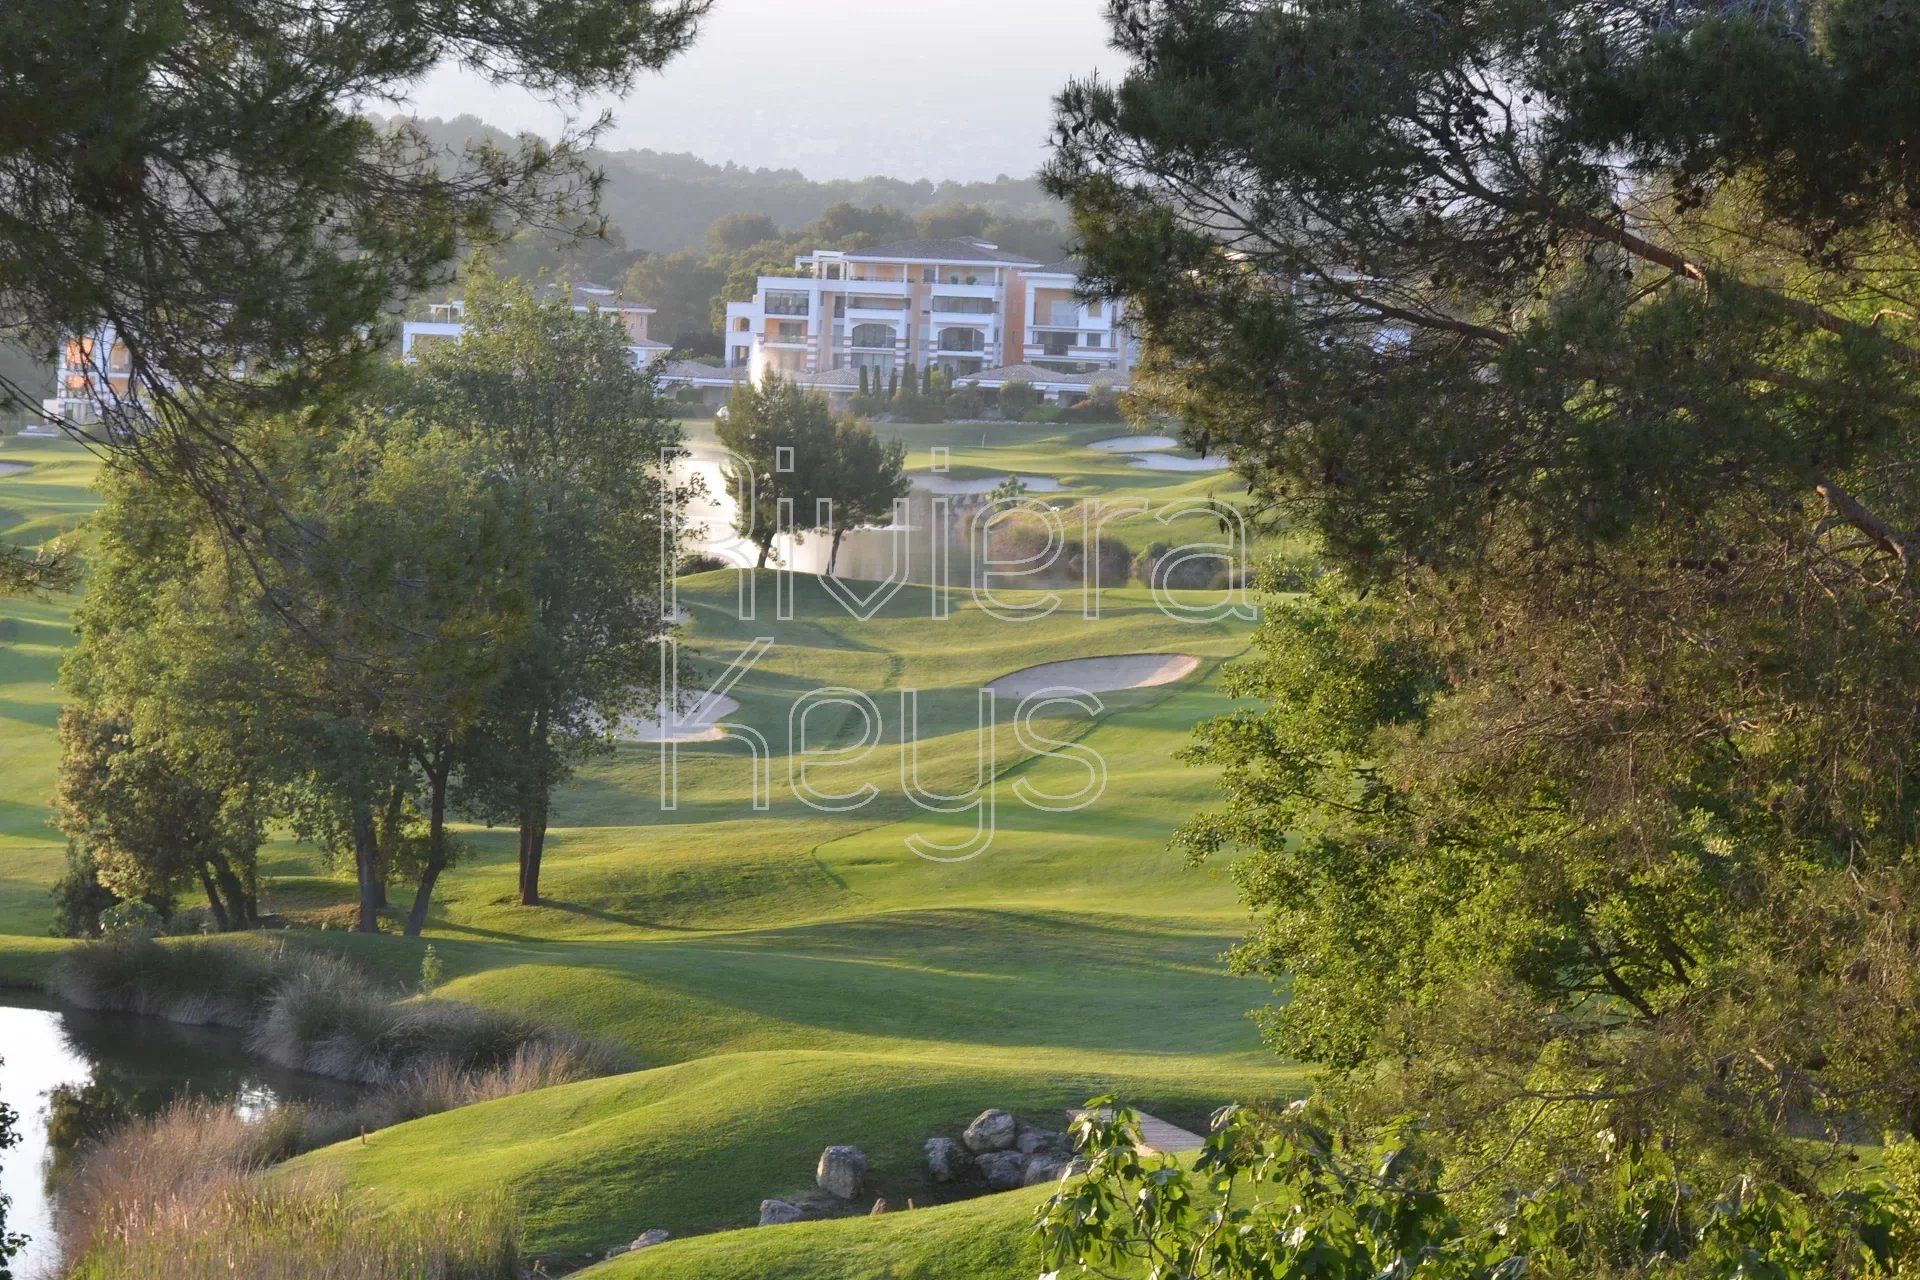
[397,115,1065,255]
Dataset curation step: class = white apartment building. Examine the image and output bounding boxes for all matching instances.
[43,325,139,424]
[401,282,672,367]
[723,237,1135,387]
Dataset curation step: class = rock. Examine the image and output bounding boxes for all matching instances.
[869,1197,890,1215]
[963,1109,1019,1152]
[977,1149,1027,1191]
[1022,1152,1070,1187]
[816,1145,868,1199]
[628,1229,671,1251]
[925,1135,973,1182]
[1015,1124,1064,1156]
[759,1199,806,1226]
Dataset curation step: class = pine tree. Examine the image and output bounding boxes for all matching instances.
[886,367,900,399]
[858,365,870,396]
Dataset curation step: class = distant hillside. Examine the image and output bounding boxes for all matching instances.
[398,115,1066,255]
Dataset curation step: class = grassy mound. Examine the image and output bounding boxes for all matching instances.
[288,1048,1291,1268]
[583,1184,1050,1280]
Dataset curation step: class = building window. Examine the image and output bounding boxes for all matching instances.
[922,267,936,283]
[850,323,895,349]
[1087,301,1104,319]
[937,327,986,353]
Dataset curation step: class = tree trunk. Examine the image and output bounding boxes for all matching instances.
[210,860,255,930]
[516,708,551,906]
[197,863,230,932]
[828,528,844,577]
[404,754,451,938]
[352,800,382,933]
[756,539,773,569]
[517,799,549,907]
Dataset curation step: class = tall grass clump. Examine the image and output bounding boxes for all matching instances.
[58,1102,517,1280]
[50,936,630,1086]
[297,1043,616,1149]
[250,956,629,1084]
[51,934,296,1027]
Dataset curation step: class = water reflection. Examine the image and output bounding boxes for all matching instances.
[0,993,355,1279]
[677,447,1084,587]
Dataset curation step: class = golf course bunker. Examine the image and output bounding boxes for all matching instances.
[1127,453,1230,472]
[1089,434,1181,453]
[912,473,1065,496]
[0,462,30,477]
[985,653,1201,699]
[614,693,741,744]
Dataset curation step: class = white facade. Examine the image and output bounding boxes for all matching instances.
[401,284,672,368]
[724,237,1135,388]
[43,324,140,424]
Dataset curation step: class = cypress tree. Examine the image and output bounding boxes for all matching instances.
[859,365,870,396]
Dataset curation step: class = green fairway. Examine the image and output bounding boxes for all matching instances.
[0,421,1300,1277]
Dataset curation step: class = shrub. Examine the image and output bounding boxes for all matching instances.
[676,552,728,576]
[101,900,163,939]
[997,380,1041,417]
[947,386,987,419]
[1059,389,1124,424]
[1021,404,1062,424]
[888,391,950,424]
[50,843,124,938]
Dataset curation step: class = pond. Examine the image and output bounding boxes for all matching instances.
[0,992,358,1279]
[678,446,1083,587]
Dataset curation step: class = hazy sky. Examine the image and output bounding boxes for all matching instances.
[406,0,1121,182]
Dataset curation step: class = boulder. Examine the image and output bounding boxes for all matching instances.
[977,1149,1027,1191]
[1015,1124,1064,1156]
[627,1229,671,1251]
[924,1135,973,1182]
[816,1145,868,1200]
[759,1199,806,1227]
[1022,1152,1070,1187]
[963,1109,1019,1152]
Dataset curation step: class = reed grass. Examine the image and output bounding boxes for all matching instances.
[57,1102,520,1280]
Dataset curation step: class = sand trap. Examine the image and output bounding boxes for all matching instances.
[1089,434,1181,453]
[1128,453,1229,472]
[985,653,1201,698]
[614,693,741,743]
[912,473,1065,495]
[0,462,28,477]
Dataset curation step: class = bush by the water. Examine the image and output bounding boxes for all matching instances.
[58,1101,517,1280]
[51,936,629,1084]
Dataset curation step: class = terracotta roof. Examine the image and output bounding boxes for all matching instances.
[658,361,746,383]
[955,363,1099,387]
[842,237,1042,267]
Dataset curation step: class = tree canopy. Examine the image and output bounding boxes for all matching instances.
[0,0,708,582]
[1047,0,1920,1213]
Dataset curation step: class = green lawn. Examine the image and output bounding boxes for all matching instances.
[0,422,1302,1277]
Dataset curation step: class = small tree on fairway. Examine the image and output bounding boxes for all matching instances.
[821,419,910,577]
[716,374,836,569]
